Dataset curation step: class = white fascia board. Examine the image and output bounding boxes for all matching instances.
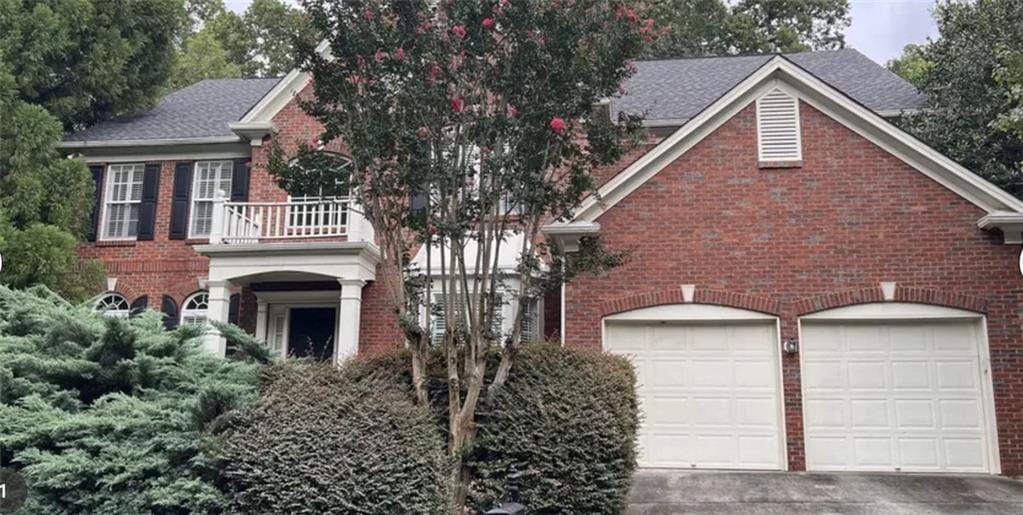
[239,41,332,124]
[574,56,1023,223]
[773,59,1023,214]
[59,135,243,149]
[574,59,783,222]
[978,212,1023,244]
[541,221,601,252]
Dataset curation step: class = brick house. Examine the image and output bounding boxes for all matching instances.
[63,49,1023,475]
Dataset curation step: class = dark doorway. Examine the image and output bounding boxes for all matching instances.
[288,307,336,361]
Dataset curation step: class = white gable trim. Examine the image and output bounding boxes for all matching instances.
[239,41,331,124]
[574,56,1023,224]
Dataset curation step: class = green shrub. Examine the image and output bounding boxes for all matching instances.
[219,361,449,514]
[349,344,639,514]
[0,286,264,514]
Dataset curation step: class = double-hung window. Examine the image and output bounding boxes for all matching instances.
[190,161,234,237]
[102,164,146,240]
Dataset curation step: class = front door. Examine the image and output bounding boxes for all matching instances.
[287,307,337,361]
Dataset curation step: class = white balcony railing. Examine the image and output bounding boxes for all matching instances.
[209,192,367,244]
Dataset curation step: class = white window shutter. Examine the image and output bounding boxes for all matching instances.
[756,88,802,162]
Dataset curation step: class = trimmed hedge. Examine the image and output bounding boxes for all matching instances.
[219,362,449,514]
[349,344,639,514]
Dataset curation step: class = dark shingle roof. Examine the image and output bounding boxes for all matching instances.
[65,77,282,142]
[612,48,927,123]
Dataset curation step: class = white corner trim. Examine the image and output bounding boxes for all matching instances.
[978,212,1023,244]
[604,303,776,321]
[541,221,601,252]
[880,281,897,301]
[59,135,243,149]
[801,302,982,320]
[681,284,696,303]
[573,56,1023,223]
[229,121,277,147]
[239,41,331,124]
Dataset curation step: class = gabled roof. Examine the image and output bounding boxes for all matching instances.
[63,77,281,145]
[613,49,926,125]
[571,55,1023,229]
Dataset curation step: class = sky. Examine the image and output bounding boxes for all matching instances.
[225,0,940,65]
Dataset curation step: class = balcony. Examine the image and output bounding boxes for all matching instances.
[209,195,364,245]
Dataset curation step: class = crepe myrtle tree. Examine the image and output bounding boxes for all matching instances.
[275,0,652,507]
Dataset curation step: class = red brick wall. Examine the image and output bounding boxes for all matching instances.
[75,84,402,355]
[563,101,1023,473]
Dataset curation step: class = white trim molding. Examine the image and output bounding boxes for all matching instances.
[541,221,601,252]
[196,241,381,284]
[229,121,277,147]
[571,56,1023,231]
[977,212,1023,244]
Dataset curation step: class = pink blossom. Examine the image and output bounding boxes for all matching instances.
[451,97,465,113]
[644,17,655,29]
[482,17,495,29]
[416,126,431,140]
[417,20,434,34]
[549,117,567,134]
[363,7,375,20]
[506,104,518,117]
[375,49,388,62]
[618,85,626,96]
[428,225,439,235]
[430,64,443,81]
[394,47,406,61]
[451,24,467,40]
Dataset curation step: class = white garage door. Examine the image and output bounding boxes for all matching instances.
[606,316,784,470]
[801,316,995,473]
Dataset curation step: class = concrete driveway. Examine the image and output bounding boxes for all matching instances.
[628,469,1023,514]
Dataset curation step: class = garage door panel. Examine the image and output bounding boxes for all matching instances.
[649,360,688,387]
[802,318,993,473]
[851,400,890,428]
[892,362,930,389]
[939,400,983,428]
[735,360,776,387]
[849,361,887,388]
[937,362,979,389]
[607,319,783,470]
[945,439,986,469]
[803,361,844,388]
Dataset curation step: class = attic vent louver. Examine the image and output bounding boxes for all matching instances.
[756,88,802,162]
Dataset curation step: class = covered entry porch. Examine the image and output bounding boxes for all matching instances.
[195,241,380,363]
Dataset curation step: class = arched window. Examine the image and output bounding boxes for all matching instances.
[95,292,130,318]
[181,292,210,326]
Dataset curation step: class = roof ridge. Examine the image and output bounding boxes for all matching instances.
[635,48,852,64]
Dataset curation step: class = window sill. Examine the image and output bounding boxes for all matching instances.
[185,238,211,245]
[759,160,803,169]
[95,239,138,247]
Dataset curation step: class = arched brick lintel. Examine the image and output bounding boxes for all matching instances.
[793,286,988,316]
[600,288,783,317]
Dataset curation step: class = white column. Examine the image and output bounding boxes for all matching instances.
[209,189,227,244]
[346,197,374,243]
[255,300,269,342]
[203,280,231,356]
[336,279,366,364]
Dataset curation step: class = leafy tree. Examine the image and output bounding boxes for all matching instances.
[0,286,267,513]
[283,0,649,509]
[899,0,1023,197]
[645,0,849,58]
[994,46,1023,140]
[171,0,311,89]
[0,0,186,131]
[0,1,185,300]
[887,43,932,87]
[168,27,244,91]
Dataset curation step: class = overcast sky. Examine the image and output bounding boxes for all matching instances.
[225,0,939,65]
